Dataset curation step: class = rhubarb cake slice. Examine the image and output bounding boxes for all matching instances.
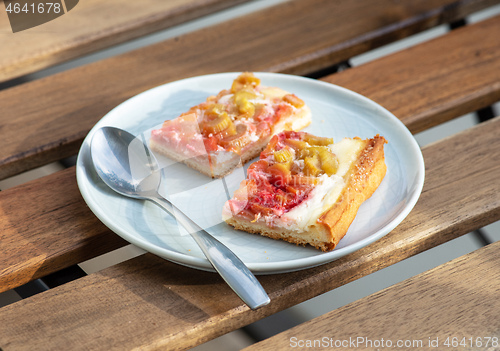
[150,72,311,178]
[222,131,387,251]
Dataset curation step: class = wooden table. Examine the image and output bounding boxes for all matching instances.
[1,0,499,349]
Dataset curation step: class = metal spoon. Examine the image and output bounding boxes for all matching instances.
[90,126,270,309]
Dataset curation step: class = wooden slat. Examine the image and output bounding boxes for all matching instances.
[1,114,499,350]
[0,168,127,292]
[2,13,500,292]
[1,0,498,179]
[0,0,250,83]
[243,241,500,351]
[326,16,500,133]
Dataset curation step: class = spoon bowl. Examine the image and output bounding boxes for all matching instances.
[90,126,270,309]
[91,128,159,197]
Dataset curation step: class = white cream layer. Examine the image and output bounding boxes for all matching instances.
[273,137,364,230]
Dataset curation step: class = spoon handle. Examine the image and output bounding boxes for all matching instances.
[148,195,270,310]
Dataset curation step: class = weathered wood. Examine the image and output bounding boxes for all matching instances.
[1,115,499,350]
[0,0,250,83]
[325,15,500,133]
[3,13,500,292]
[0,168,127,292]
[243,241,500,351]
[1,0,498,180]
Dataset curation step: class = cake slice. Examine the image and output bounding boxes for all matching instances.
[150,72,311,178]
[222,131,387,251]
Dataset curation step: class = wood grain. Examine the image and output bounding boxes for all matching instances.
[325,16,500,133]
[243,241,500,351]
[2,11,500,293]
[1,0,498,180]
[1,115,499,350]
[0,168,127,292]
[0,0,250,83]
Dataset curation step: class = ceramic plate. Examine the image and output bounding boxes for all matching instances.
[76,72,424,274]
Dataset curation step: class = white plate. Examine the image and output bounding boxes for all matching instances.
[76,72,424,274]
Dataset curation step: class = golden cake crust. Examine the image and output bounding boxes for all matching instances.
[315,135,387,251]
